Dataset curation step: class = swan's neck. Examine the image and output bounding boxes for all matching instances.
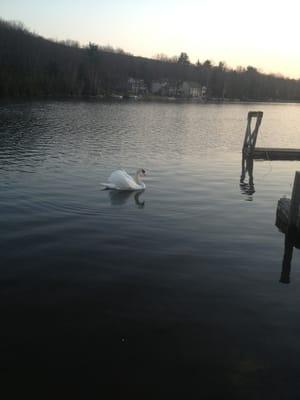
[134,173,141,184]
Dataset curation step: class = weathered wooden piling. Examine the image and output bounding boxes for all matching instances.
[275,172,300,283]
[276,172,300,231]
[280,234,294,284]
[240,153,254,183]
[276,198,290,233]
[288,171,300,228]
[277,223,300,284]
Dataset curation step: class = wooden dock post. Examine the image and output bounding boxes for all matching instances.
[276,171,300,234]
[242,111,263,156]
[240,156,255,198]
[240,154,254,184]
[288,171,300,228]
[275,172,300,283]
[280,234,294,283]
[276,172,300,230]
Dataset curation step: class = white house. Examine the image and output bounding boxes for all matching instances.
[180,81,202,98]
[127,78,148,95]
[151,80,178,96]
[151,81,165,94]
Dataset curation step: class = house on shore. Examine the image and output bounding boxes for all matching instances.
[151,80,177,97]
[127,78,148,95]
[178,81,202,98]
[151,80,206,98]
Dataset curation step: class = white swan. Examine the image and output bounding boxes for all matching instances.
[101,169,146,191]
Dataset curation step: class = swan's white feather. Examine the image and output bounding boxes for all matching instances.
[100,182,117,189]
[102,169,145,191]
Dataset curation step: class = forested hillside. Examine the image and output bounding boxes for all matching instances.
[1,19,300,101]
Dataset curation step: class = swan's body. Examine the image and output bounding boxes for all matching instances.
[101,169,146,191]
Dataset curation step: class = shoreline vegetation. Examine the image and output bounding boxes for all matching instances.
[2,94,300,105]
[1,19,300,102]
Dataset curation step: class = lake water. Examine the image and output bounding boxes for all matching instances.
[1,100,300,396]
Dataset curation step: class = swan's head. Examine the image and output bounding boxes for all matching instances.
[136,168,146,178]
[135,168,146,184]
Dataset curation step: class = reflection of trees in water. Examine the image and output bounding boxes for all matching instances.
[240,156,255,201]
[108,190,145,208]
[0,103,50,171]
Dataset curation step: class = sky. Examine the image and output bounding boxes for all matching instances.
[1,0,300,79]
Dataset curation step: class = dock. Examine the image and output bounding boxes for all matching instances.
[242,111,300,160]
[240,111,300,190]
[240,112,300,283]
[253,148,300,160]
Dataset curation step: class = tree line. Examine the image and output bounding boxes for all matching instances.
[1,19,300,101]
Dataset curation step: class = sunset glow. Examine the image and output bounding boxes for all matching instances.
[1,0,300,78]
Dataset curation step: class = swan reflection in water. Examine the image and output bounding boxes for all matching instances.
[108,190,145,208]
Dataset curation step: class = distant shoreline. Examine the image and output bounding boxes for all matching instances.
[1,95,300,105]
[2,19,300,102]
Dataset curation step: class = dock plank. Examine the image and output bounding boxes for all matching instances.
[253,147,300,160]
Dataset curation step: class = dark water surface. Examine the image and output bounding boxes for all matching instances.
[1,100,300,396]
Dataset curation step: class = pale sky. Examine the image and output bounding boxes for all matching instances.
[1,0,300,79]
